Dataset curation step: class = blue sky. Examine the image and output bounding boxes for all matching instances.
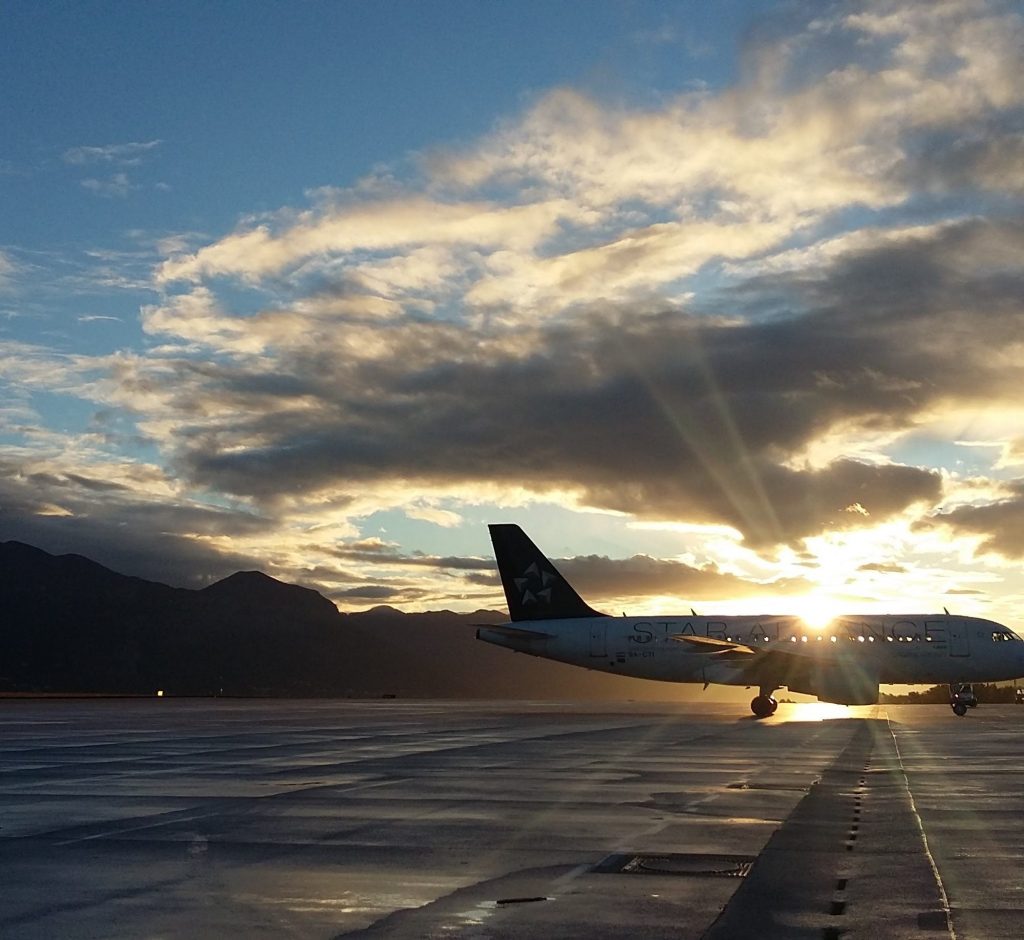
[2,1,767,364]
[3,2,760,240]
[3,0,1024,622]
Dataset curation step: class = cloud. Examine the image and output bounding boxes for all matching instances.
[404,502,463,527]
[334,585,409,601]
[324,538,810,605]
[927,480,1024,559]
[156,197,584,285]
[63,140,162,166]
[558,553,812,602]
[329,539,495,572]
[134,215,1024,553]
[0,455,269,586]
[148,0,1024,326]
[997,438,1024,468]
[0,250,20,291]
[0,340,84,392]
[858,562,908,574]
[64,141,161,199]
[438,0,1024,205]
[34,7,1024,559]
[6,0,1024,604]
[81,173,137,198]
[464,217,795,313]
[135,215,1022,548]
[140,287,267,353]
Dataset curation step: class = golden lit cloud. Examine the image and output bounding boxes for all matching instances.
[157,198,586,285]
[4,0,1024,614]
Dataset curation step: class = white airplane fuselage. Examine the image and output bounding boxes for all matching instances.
[478,613,1024,690]
[480,524,1024,714]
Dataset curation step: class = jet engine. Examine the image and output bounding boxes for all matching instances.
[790,662,879,705]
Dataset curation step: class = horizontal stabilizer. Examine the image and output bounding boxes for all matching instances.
[474,624,555,640]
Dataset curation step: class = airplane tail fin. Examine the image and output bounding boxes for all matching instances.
[488,523,608,622]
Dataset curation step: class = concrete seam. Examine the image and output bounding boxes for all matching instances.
[885,713,957,940]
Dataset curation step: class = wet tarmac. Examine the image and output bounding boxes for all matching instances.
[0,699,1022,938]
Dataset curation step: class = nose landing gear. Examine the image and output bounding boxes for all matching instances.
[950,683,977,716]
[750,688,779,718]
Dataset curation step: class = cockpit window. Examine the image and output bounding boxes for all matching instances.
[992,631,1019,642]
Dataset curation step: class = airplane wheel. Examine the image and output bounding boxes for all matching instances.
[952,702,968,716]
[751,695,775,718]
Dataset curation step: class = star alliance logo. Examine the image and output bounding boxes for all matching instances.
[515,562,555,606]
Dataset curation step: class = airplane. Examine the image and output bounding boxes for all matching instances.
[477,524,1024,717]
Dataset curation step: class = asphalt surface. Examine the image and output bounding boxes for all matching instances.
[0,699,1022,938]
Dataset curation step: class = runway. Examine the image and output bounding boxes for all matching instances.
[0,700,1022,938]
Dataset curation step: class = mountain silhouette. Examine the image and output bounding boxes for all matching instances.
[0,540,692,700]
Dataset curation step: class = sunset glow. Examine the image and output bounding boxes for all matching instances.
[2,1,1024,625]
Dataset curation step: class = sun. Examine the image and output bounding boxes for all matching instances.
[790,595,846,631]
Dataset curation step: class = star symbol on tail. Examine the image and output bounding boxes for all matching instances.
[514,562,556,607]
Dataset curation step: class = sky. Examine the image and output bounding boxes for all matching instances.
[3,0,1024,624]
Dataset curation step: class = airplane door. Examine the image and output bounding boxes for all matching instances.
[949,621,969,657]
[589,623,607,657]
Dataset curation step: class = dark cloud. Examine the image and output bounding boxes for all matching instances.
[0,460,268,586]
[463,570,502,588]
[24,217,995,563]
[322,542,810,605]
[899,124,1024,196]
[927,480,1024,559]
[9,0,1021,606]
[0,509,253,588]
[558,553,811,602]
[161,220,1024,546]
[334,585,408,600]
[328,540,493,571]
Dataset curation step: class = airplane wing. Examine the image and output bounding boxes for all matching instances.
[669,633,819,679]
[669,634,758,656]
[670,632,878,705]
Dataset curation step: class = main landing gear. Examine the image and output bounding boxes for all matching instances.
[949,683,978,716]
[750,688,779,718]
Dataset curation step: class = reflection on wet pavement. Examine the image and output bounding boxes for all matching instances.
[0,700,1021,938]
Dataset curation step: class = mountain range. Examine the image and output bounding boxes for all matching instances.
[0,540,695,700]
